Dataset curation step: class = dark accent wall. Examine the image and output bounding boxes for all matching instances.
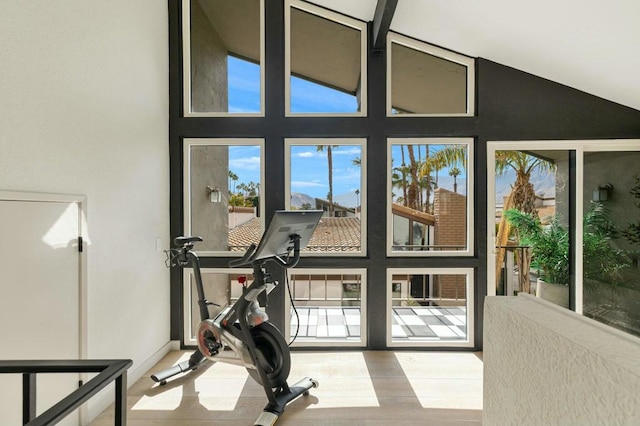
[477,59,640,139]
[168,0,640,350]
[473,59,640,346]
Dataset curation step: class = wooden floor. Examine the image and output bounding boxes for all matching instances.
[91,350,483,425]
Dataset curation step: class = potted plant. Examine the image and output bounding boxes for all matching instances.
[503,209,570,306]
[503,202,629,308]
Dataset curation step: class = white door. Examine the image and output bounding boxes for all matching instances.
[0,196,83,425]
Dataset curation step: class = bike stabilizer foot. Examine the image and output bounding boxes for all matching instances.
[254,411,278,426]
[150,350,206,384]
[256,377,318,425]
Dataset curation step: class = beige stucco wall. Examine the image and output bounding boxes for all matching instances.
[190,0,228,112]
[190,145,229,251]
[484,294,640,425]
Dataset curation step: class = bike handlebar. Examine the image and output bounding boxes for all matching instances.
[168,233,303,270]
[228,243,257,268]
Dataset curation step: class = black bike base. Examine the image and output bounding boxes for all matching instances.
[255,376,318,425]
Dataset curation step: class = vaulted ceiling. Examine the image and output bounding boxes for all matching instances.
[309,0,640,111]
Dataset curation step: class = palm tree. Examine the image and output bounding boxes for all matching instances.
[418,173,435,212]
[431,155,446,189]
[228,170,239,194]
[494,151,556,294]
[317,145,338,215]
[397,146,409,206]
[419,145,467,211]
[449,167,461,193]
[392,165,410,205]
[495,151,555,213]
[406,145,420,210]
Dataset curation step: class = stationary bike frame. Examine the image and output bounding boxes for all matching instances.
[152,235,317,425]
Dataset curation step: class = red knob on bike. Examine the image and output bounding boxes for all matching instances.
[238,275,247,285]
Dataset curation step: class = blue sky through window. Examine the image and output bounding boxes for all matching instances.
[290,76,358,113]
[227,56,362,203]
[228,56,260,113]
[290,145,362,204]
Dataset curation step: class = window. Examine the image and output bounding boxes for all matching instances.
[184,139,264,255]
[387,33,475,116]
[387,138,473,256]
[582,149,640,338]
[183,0,264,115]
[285,0,367,116]
[286,269,367,347]
[387,268,474,347]
[286,138,366,256]
[487,140,640,340]
[493,149,570,298]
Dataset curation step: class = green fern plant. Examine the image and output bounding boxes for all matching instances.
[504,202,630,287]
[503,209,569,284]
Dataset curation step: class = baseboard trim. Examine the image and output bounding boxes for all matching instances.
[86,340,178,423]
[129,340,178,382]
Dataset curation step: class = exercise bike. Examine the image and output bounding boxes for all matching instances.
[151,210,324,426]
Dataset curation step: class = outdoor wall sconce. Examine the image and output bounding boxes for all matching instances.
[207,185,222,203]
[592,183,613,202]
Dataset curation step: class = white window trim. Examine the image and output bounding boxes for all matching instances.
[182,0,265,117]
[182,267,253,346]
[386,32,475,117]
[183,138,265,256]
[386,138,474,257]
[285,138,367,257]
[285,268,367,348]
[486,139,640,316]
[284,0,368,117]
[386,268,475,348]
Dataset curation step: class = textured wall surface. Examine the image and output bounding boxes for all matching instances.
[484,294,640,425]
[0,1,169,421]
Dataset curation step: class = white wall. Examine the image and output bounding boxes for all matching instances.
[484,294,640,425]
[0,1,170,420]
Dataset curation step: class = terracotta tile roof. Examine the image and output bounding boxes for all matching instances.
[307,217,361,252]
[228,217,262,252]
[228,216,361,253]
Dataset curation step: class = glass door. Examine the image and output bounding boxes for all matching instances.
[488,140,640,339]
[489,146,572,303]
[581,148,640,338]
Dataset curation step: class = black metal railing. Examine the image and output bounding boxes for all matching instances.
[0,359,132,426]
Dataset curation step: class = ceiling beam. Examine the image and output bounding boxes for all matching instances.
[371,0,398,51]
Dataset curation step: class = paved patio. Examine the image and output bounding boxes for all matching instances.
[290,306,468,342]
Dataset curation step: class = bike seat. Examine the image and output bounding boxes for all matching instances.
[174,236,203,246]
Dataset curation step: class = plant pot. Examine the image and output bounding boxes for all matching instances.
[536,279,569,308]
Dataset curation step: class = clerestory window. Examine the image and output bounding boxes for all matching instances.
[183,0,264,116]
[387,32,475,116]
[285,0,367,116]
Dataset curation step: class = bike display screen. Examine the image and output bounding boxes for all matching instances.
[252,210,323,260]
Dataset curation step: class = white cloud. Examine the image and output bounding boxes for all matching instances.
[230,156,260,170]
[295,151,316,158]
[333,147,361,156]
[291,180,326,188]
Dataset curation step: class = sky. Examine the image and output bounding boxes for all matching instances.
[227,56,361,200]
[290,145,362,200]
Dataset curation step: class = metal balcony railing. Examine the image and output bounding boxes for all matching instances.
[0,359,132,426]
